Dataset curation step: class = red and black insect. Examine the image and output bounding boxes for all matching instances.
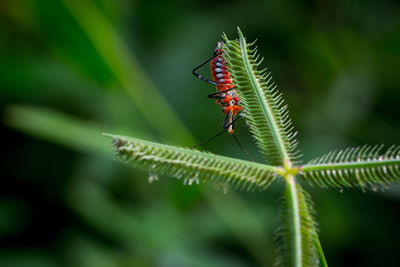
[193,41,242,134]
[192,41,253,161]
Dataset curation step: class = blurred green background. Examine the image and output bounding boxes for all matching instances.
[1,0,400,266]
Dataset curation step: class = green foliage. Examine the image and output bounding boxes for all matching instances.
[222,28,299,166]
[4,1,400,266]
[107,28,324,266]
[106,28,400,266]
[301,145,400,189]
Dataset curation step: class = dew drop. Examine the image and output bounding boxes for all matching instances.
[148,173,158,183]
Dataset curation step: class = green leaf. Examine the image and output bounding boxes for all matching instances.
[275,178,319,267]
[300,145,400,189]
[105,134,278,191]
[222,27,299,166]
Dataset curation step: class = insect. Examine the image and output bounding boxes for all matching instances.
[193,42,242,134]
[192,41,253,161]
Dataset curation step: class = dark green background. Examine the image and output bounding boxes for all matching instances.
[1,0,400,266]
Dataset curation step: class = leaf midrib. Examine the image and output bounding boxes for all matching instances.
[237,29,289,164]
[302,158,400,172]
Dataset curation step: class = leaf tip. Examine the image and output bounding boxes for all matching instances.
[236,27,246,46]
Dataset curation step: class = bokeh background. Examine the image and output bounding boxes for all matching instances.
[1,0,400,266]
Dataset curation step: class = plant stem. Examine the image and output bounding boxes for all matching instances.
[286,173,328,267]
[286,174,302,267]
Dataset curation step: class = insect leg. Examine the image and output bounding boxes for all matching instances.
[207,88,234,99]
[190,129,226,149]
[232,134,255,162]
[222,113,254,161]
[224,113,254,162]
[192,52,221,86]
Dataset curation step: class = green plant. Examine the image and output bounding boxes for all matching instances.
[105,27,400,267]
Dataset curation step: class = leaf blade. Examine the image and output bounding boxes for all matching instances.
[300,145,400,189]
[222,28,298,166]
[106,134,278,191]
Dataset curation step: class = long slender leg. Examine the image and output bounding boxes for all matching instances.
[232,134,255,162]
[207,88,234,99]
[192,115,254,162]
[192,52,221,86]
[191,112,242,149]
[190,129,226,149]
[224,113,254,161]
